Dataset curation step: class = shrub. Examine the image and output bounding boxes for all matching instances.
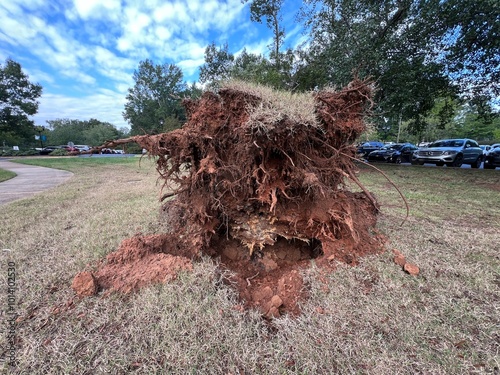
[49,149,69,156]
[0,149,39,156]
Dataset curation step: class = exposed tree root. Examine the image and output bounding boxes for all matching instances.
[74,79,395,317]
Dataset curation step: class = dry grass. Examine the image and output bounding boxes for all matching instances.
[222,80,321,129]
[0,159,499,374]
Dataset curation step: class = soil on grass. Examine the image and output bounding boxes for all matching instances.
[73,79,387,317]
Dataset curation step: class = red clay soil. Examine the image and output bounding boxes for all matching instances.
[73,79,387,317]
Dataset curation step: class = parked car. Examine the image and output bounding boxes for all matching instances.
[367,143,419,164]
[479,145,491,156]
[357,141,384,158]
[74,145,90,152]
[412,139,483,168]
[486,143,500,156]
[484,146,500,169]
[39,146,63,155]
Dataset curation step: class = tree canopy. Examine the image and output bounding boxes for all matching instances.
[199,43,234,86]
[245,0,285,67]
[123,59,189,135]
[197,0,498,142]
[294,0,498,139]
[438,0,500,100]
[0,58,42,145]
[45,118,127,146]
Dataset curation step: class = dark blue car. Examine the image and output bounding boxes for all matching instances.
[367,143,419,164]
[357,141,384,158]
[484,146,500,169]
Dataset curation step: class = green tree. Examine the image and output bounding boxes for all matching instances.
[232,49,285,88]
[301,0,454,133]
[244,0,285,67]
[199,45,298,90]
[438,0,500,101]
[46,118,124,146]
[123,60,187,135]
[301,0,499,122]
[46,119,83,145]
[456,100,499,141]
[199,42,234,86]
[83,119,124,145]
[0,58,43,144]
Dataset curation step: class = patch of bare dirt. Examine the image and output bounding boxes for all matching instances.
[477,182,500,192]
[74,79,388,317]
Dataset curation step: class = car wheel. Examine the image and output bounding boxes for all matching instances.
[451,154,463,167]
[394,156,402,164]
[471,157,481,168]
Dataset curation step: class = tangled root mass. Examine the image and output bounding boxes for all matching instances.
[73,79,386,317]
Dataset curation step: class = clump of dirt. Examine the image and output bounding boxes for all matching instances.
[393,249,420,276]
[73,79,387,317]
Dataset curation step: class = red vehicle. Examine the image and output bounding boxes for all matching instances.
[62,145,79,153]
[39,145,80,155]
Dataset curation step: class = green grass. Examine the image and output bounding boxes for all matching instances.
[356,163,500,225]
[0,167,16,182]
[0,160,499,374]
[13,155,143,172]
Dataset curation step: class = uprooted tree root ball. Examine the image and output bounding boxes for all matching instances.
[73,79,388,317]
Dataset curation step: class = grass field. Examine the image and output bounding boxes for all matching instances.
[0,157,499,374]
[0,167,16,183]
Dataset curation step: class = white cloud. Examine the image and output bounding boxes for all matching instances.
[24,68,56,85]
[177,58,205,77]
[127,8,152,35]
[116,7,156,53]
[286,24,302,43]
[285,24,309,50]
[155,26,173,41]
[72,0,121,20]
[0,12,39,45]
[1,0,300,130]
[116,37,133,53]
[0,3,24,16]
[167,39,206,61]
[237,37,273,57]
[153,2,183,24]
[115,83,131,94]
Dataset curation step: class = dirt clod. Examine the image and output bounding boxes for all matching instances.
[72,271,97,296]
[394,254,406,267]
[404,263,420,276]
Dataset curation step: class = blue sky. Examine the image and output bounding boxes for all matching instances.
[0,0,306,130]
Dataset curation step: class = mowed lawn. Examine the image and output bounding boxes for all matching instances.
[0,167,16,183]
[0,157,499,374]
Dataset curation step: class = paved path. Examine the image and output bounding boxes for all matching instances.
[0,159,73,205]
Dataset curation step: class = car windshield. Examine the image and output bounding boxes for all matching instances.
[382,144,404,151]
[429,140,464,148]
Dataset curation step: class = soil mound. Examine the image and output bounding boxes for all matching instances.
[73,79,386,317]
